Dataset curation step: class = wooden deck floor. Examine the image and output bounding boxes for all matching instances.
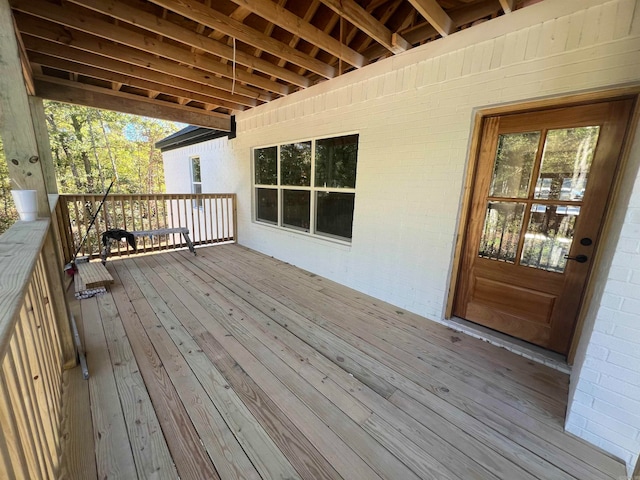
[63,244,626,480]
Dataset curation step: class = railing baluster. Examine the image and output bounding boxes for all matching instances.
[0,375,30,479]
[58,193,236,258]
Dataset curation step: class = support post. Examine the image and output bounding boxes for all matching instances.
[0,0,76,368]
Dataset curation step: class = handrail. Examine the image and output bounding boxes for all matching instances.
[0,219,66,478]
[60,193,237,262]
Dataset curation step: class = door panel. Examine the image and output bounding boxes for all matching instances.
[454,100,633,354]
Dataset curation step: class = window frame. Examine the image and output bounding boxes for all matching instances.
[252,133,358,243]
[190,156,203,209]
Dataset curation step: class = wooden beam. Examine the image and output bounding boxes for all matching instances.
[147,0,336,78]
[498,0,516,13]
[318,0,410,54]
[0,3,49,217]
[227,0,365,68]
[27,51,239,111]
[406,0,453,36]
[12,15,35,96]
[363,0,498,60]
[15,15,263,107]
[11,0,284,97]
[34,77,232,131]
[66,0,309,89]
[1,1,76,368]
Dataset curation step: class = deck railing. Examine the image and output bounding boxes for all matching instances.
[0,214,72,479]
[59,193,237,262]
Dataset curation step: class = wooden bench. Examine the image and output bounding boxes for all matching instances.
[100,227,196,263]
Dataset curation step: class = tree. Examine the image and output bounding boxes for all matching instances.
[0,102,183,234]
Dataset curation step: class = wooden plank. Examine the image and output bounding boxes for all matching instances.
[148,254,425,480]
[58,367,98,480]
[225,244,569,398]
[198,246,624,479]
[176,251,562,480]
[67,0,309,88]
[226,0,365,67]
[76,262,114,289]
[135,255,385,480]
[95,291,178,479]
[406,0,453,36]
[81,296,138,479]
[124,258,302,480]
[110,262,261,480]
[34,78,232,131]
[0,0,50,218]
[166,253,497,480]
[137,256,341,480]
[319,0,410,53]
[0,220,49,356]
[0,372,30,479]
[107,266,220,480]
[148,0,336,78]
[14,0,286,96]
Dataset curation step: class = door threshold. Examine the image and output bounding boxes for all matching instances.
[442,317,571,374]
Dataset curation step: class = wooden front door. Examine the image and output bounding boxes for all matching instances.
[454,100,633,354]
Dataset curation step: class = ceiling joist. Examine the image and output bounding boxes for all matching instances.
[226,0,366,68]
[319,0,410,54]
[406,0,452,36]
[7,0,532,119]
[147,0,337,79]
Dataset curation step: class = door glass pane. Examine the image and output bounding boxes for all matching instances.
[478,202,525,263]
[521,204,580,273]
[282,190,310,230]
[489,132,540,198]
[534,127,600,200]
[281,142,311,186]
[316,192,355,240]
[256,188,277,224]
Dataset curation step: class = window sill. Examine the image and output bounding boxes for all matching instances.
[252,220,353,249]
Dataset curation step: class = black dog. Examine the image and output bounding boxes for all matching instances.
[102,229,137,251]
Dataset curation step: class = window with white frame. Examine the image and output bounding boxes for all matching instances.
[253,134,358,241]
[190,156,203,209]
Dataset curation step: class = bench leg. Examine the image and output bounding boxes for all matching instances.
[182,232,196,255]
[100,243,111,265]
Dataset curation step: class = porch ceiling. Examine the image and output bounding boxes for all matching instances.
[9,0,537,129]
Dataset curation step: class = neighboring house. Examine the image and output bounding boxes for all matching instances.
[159,0,640,474]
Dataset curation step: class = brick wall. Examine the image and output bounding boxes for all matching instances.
[162,0,640,474]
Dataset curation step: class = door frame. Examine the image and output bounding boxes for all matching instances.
[446,86,640,364]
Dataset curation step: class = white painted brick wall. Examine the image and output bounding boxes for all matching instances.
[162,0,640,474]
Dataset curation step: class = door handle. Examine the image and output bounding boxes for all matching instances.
[564,254,588,263]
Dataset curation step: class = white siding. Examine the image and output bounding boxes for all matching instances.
[162,0,640,474]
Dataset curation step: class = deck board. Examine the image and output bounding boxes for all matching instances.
[68,244,626,480]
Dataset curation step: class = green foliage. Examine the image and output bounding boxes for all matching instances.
[0,138,18,233]
[0,102,183,234]
[45,101,181,194]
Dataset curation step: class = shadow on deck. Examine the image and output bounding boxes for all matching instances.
[63,244,626,480]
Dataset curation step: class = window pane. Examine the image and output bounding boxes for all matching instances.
[193,183,202,194]
[282,190,310,230]
[255,147,277,185]
[316,192,355,240]
[534,127,600,201]
[191,157,201,182]
[281,142,311,186]
[256,188,277,224]
[521,204,580,273]
[315,135,359,188]
[478,202,525,263]
[489,132,540,198]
